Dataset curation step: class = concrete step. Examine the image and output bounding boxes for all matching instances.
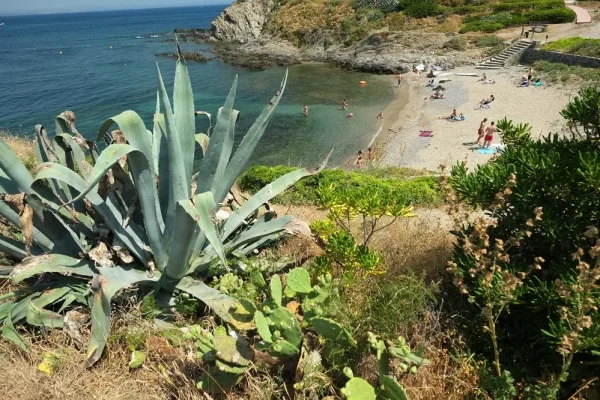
[475,66,503,70]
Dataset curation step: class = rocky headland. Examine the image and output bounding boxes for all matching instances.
[174,0,486,73]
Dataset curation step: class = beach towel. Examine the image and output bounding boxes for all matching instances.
[419,130,433,137]
[449,115,468,122]
[533,81,544,87]
[477,147,495,155]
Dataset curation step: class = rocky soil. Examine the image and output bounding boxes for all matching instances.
[178,0,486,73]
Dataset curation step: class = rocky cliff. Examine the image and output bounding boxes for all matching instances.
[211,0,276,44]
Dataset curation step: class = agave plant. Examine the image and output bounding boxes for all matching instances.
[0,46,329,365]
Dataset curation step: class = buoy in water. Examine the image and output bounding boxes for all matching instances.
[109,46,113,49]
[59,51,62,55]
[359,81,367,85]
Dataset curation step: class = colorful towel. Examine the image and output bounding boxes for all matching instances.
[419,130,433,137]
[533,81,544,87]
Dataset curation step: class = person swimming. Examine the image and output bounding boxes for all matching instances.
[376,112,383,119]
[303,104,308,116]
[347,112,354,118]
[342,99,348,110]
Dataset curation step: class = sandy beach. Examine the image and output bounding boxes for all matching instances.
[378,66,577,171]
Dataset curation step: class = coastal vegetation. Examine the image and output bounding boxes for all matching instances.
[543,37,600,58]
[265,0,576,47]
[531,60,600,84]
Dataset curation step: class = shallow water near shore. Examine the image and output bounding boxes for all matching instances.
[0,6,395,167]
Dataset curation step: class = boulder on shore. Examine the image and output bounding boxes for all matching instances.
[155,51,211,62]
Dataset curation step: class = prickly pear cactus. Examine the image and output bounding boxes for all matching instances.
[311,317,355,346]
[340,368,376,400]
[377,376,409,400]
[269,306,302,347]
[254,310,273,343]
[213,335,252,366]
[286,267,312,293]
[270,275,282,306]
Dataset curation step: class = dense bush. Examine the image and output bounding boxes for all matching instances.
[448,98,600,389]
[443,36,467,50]
[473,34,505,47]
[492,0,564,13]
[238,165,442,205]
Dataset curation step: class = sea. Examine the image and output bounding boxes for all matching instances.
[0,5,395,167]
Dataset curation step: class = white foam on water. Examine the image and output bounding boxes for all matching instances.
[368,125,383,148]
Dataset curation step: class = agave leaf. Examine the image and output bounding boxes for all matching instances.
[34,125,65,200]
[196,76,237,195]
[235,231,287,257]
[225,216,293,252]
[26,302,64,328]
[222,153,331,241]
[193,133,210,174]
[218,71,288,203]
[11,254,94,284]
[176,276,245,328]
[34,163,147,264]
[212,108,239,196]
[183,192,228,269]
[54,133,93,178]
[0,233,38,260]
[156,62,190,248]
[162,202,198,282]
[86,266,158,367]
[173,44,196,186]
[0,139,35,195]
[63,141,165,270]
[2,311,29,352]
[11,286,71,324]
[153,112,170,219]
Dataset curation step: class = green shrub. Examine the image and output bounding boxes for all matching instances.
[237,166,443,206]
[473,35,505,47]
[492,0,564,13]
[356,7,385,22]
[544,37,600,58]
[460,20,505,33]
[404,1,441,18]
[524,7,576,23]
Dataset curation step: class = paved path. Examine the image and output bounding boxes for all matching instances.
[566,2,592,24]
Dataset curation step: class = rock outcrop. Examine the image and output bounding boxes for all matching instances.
[211,0,276,44]
[156,51,211,62]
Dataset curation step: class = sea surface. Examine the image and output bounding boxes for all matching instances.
[0,6,395,167]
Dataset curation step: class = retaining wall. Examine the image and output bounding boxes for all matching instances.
[520,47,600,68]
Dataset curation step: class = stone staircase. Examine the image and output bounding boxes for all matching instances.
[476,39,533,70]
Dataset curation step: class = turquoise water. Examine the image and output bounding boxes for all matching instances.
[0,6,394,166]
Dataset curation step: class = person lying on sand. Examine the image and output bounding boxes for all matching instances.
[431,90,445,100]
[427,70,435,78]
[376,112,383,119]
[518,76,529,87]
[483,79,496,84]
[477,73,487,82]
[480,95,495,105]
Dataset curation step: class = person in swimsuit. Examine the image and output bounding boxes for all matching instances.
[527,67,533,82]
[483,121,495,148]
[303,104,308,116]
[342,99,348,110]
[480,95,495,105]
[477,73,487,82]
[396,75,402,87]
[347,112,354,118]
[376,112,384,119]
[367,147,375,163]
[354,150,364,168]
[477,118,488,145]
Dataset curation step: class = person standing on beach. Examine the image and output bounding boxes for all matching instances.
[367,147,375,164]
[396,75,402,87]
[483,121,495,148]
[354,150,365,168]
[477,118,488,145]
[303,104,308,116]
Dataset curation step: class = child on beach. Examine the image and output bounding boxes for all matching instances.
[354,150,364,168]
[483,121,496,148]
[303,104,308,116]
[477,118,488,145]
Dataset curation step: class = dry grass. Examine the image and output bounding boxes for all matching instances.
[0,130,37,172]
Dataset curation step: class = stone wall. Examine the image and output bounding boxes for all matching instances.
[520,47,600,68]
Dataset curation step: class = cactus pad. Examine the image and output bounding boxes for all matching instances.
[270,339,300,357]
[286,267,312,293]
[270,275,282,306]
[254,310,273,343]
[213,335,253,366]
[270,306,302,347]
[310,317,355,346]
[378,375,409,400]
[340,377,376,400]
